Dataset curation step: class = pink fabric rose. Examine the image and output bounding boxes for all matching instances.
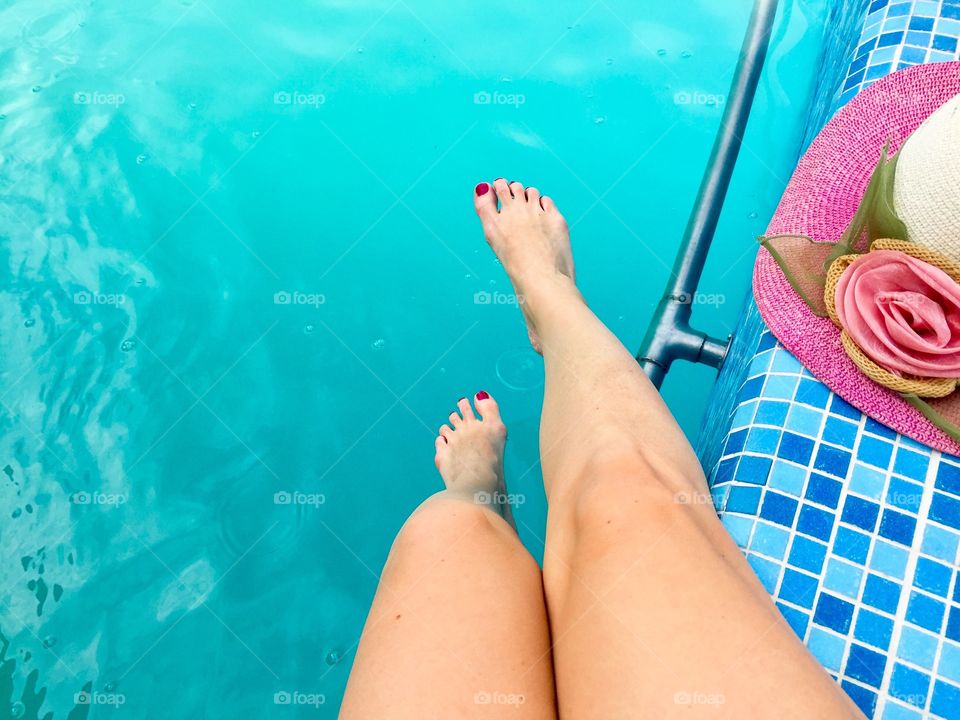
[834,249,960,378]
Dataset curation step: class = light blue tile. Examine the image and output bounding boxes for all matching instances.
[921,524,960,564]
[882,16,910,32]
[929,49,958,61]
[747,553,782,594]
[936,18,960,36]
[771,348,803,373]
[786,405,824,436]
[871,540,909,580]
[721,513,755,548]
[764,374,800,400]
[769,461,808,497]
[850,463,888,500]
[938,642,960,684]
[915,0,941,16]
[823,558,864,599]
[751,521,791,560]
[808,627,846,672]
[731,400,757,430]
[882,703,922,720]
[897,626,938,669]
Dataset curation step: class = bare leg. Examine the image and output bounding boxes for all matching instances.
[472,179,863,719]
[341,394,556,719]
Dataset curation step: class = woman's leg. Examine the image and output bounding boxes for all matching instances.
[472,179,863,719]
[340,394,556,719]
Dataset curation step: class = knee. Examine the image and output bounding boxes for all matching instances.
[391,494,511,563]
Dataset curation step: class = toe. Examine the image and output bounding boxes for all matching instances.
[435,435,447,452]
[525,186,541,207]
[457,397,476,421]
[540,195,555,212]
[509,181,525,201]
[473,181,497,220]
[474,390,502,423]
[449,411,463,427]
[439,424,453,441]
[493,178,512,206]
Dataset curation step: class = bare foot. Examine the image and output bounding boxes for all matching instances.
[434,391,515,528]
[473,179,575,354]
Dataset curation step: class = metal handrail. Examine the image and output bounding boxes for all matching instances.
[638,0,780,389]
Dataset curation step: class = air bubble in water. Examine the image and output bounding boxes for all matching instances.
[252,130,261,139]
[136,154,148,165]
[594,116,606,125]
[325,649,341,665]
[657,49,667,56]
[11,508,21,518]
[120,339,136,352]
[104,681,117,692]
[24,318,35,327]
[357,47,365,54]
[371,338,385,350]
[496,348,544,391]
[42,636,56,648]
[303,323,315,335]
[31,86,41,93]
[681,51,692,58]
[188,102,197,111]
[748,211,758,219]
[606,58,614,65]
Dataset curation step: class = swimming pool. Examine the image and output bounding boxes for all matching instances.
[0,0,839,715]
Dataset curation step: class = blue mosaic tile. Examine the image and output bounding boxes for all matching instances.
[937,461,960,497]
[768,460,807,496]
[863,574,902,615]
[889,663,930,708]
[921,524,960,563]
[931,493,960,529]
[721,513,754,547]
[796,377,831,408]
[779,432,816,465]
[747,554,781,594]
[930,679,960,720]
[947,607,960,642]
[746,426,781,454]
[830,393,861,420]
[778,601,810,638]
[897,626,939,669]
[881,703,922,720]
[797,504,835,542]
[835,526,872,565]
[760,491,799,528]
[940,642,960,684]
[809,627,846,672]
[824,558,864,600]
[726,484,762,514]
[893,447,930,480]
[750,521,791,560]
[847,643,888,688]
[756,400,789,426]
[788,535,828,574]
[886,477,923,513]
[815,445,853,478]
[843,496,882,532]
[843,679,879,717]
[815,593,856,634]
[806,473,843,508]
[878,509,918,546]
[871,541,909,580]
[851,463,889,500]
[855,608,895,650]
[735,455,772,485]
[906,591,946,634]
[823,416,859,447]
[859,435,895,469]
[914,557,953,597]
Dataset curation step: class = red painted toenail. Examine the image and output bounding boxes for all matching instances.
[475,182,489,196]
[476,391,490,400]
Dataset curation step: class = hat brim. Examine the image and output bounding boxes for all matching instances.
[754,61,960,455]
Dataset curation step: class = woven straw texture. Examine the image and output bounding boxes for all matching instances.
[754,62,960,455]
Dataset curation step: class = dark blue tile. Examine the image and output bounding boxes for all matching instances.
[788,536,827,574]
[930,493,960,529]
[867,0,887,11]
[848,53,870,76]
[830,394,861,420]
[760,492,799,527]
[893,447,929,480]
[877,31,905,47]
[863,574,901,614]
[797,505,835,542]
[796,378,830,408]
[814,445,851,478]
[779,568,819,608]
[937,461,960,497]
[814,593,855,633]
[841,496,880,532]
[908,16,934,31]
[854,609,893,650]
[714,457,737,485]
[726,485,762,514]
[857,435,893,469]
[947,606,960,642]
[845,643,886,687]
[756,400,789,426]
[735,455,773,485]
[914,557,952,597]
[778,433,815,465]
[741,375,765,401]
[943,3,960,19]
[725,429,748,455]
[834,527,871,564]
[930,680,960,720]
[841,680,877,718]
[906,591,945,633]
[806,473,842,508]
[933,34,959,53]
[757,331,777,352]
[777,602,809,638]
[878,509,917,546]
[889,663,930,708]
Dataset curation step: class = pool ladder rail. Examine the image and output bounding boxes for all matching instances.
[637,0,780,389]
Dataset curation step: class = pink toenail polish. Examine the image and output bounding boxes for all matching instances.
[475,182,489,196]
[476,391,490,400]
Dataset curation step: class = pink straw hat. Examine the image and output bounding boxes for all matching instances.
[754,62,960,455]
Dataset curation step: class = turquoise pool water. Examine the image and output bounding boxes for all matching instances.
[0,0,837,716]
